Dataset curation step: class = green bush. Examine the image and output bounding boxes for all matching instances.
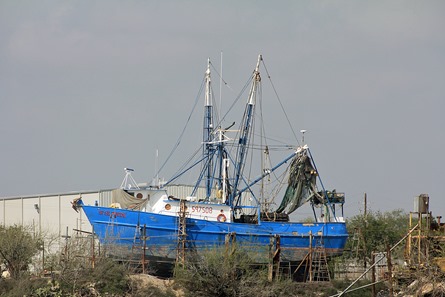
[345,209,409,262]
[174,246,313,297]
[330,279,386,297]
[88,258,129,294]
[58,257,130,295]
[0,225,42,279]
[0,278,48,297]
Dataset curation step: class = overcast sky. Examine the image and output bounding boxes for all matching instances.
[1,1,444,218]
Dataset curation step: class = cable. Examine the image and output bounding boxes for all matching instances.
[261,59,299,144]
[154,76,206,179]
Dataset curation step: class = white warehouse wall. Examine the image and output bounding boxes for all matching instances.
[0,190,113,242]
[0,185,194,251]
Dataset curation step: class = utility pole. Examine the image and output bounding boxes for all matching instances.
[363,193,368,269]
[387,245,394,297]
[364,193,367,219]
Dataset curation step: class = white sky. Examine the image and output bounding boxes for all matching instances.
[1,1,444,218]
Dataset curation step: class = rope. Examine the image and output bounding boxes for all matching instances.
[261,59,299,144]
[154,76,206,178]
[209,61,234,92]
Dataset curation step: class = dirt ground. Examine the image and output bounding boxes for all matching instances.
[129,274,184,296]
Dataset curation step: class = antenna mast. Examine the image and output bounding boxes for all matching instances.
[230,54,262,206]
[204,59,214,199]
[219,51,223,121]
[121,168,140,190]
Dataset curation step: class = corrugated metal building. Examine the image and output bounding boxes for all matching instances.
[0,190,113,237]
[0,184,254,246]
[0,184,206,237]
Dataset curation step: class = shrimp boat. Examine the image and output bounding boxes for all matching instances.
[73,55,348,271]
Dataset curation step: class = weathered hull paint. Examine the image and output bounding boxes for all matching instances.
[82,204,348,263]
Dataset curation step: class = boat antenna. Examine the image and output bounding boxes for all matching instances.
[154,149,159,186]
[300,129,307,144]
[121,168,140,190]
[219,51,223,121]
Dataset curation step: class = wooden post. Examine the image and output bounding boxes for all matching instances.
[423,211,433,263]
[268,236,274,282]
[360,228,367,269]
[176,199,188,267]
[407,212,412,264]
[308,231,313,282]
[142,224,146,274]
[418,212,422,265]
[42,241,45,274]
[91,225,95,269]
[386,245,393,297]
[267,235,280,281]
[274,235,281,280]
[371,251,376,297]
[224,232,236,257]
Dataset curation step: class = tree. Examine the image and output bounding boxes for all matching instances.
[0,224,41,279]
[346,209,409,263]
[174,246,303,297]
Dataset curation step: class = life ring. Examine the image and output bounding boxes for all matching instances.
[217,214,227,222]
[109,203,121,209]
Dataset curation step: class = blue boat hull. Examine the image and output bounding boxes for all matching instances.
[82,204,348,263]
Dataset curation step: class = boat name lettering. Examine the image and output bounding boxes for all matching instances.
[98,210,126,218]
[191,206,213,214]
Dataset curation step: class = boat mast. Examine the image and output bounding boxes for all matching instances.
[261,146,271,212]
[204,59,214,199]
[229,54,262,206]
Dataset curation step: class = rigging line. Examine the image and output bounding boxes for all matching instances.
[209,61,234,92]
[258,87,266,203]
[231,142,294,152]
[307,148,336,220]
[163,153,207,187]
[249,145,295,152]
[209,84,221,125]
[191,149,217,196]
[216,75,253,131]
[220,74,253,161]
[269,170,288,203]
[170,145,202,180]
[155,76,206,178]
[261,59,300,145]
[232,101,251,180]
[255,84,282,204]
[249,131,297,147]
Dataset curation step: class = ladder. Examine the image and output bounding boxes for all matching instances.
[176,199,188,266]
[308,237,331,282]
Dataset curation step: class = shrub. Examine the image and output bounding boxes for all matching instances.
[0,225,42,279]
[174,246,308,297]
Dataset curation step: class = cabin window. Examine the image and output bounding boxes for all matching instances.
[165,204,171,210]
[136,193,143,199]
